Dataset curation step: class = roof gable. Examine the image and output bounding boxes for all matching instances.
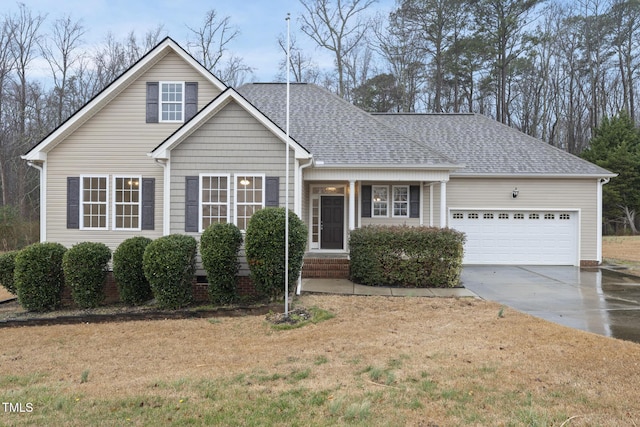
[150,87,311,160]
[23,37,226,161]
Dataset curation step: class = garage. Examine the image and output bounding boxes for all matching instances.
[449,210,579,265]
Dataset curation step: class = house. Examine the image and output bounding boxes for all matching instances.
[23,37,614,285]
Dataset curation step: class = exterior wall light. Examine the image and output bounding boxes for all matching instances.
[512,188,519,198]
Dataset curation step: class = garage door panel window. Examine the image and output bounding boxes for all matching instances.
[544,213,555,220]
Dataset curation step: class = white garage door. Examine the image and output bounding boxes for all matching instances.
[449,210,579,265]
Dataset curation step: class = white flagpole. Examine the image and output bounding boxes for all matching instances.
[285,13,291,317]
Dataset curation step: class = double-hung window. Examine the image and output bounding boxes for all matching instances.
[200,174,230,231]
[372,186,388,217]
[81,175,108,229]
[160,82,184,122]
[392,186,409,217]
[235,175,264,231]
[113,176,141,230]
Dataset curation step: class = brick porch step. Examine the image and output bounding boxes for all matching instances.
[302,257,350,279]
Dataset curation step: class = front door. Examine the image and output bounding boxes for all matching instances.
[321,196,344,250]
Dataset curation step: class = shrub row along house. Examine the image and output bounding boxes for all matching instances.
[23,38,614,287]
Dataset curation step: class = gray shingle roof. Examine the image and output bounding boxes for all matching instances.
[375,113,613,176]
[237,83,458,167]
[239,83,612,176]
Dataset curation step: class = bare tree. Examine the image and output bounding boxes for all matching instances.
[276,33,321,83]
[7,3,45,215]
[299,0,377,99]
[186,9,239,72]
[40,15,86,123]
[0,18,16,207]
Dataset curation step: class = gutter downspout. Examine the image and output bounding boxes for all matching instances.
[154,158,170,236]
[296,156,314,296]
[26,161,46,242]
[597,177,610,264]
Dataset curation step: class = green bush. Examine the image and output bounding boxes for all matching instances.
[0,251,18,295]
[113,236,153,305]
[200,223,243,304]
[14,242,67,311]
[245,208,307,300]
[143,234,197,309]
[349,225,465,288]
[63,242,112,308]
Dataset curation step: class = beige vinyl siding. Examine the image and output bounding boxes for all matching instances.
[170,100,295,234]
[45,51,222,252]
[446,177,599,262]
[169,101,296,274]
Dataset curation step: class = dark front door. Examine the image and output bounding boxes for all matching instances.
[321,196,344,250]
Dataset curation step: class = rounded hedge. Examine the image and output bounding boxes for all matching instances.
[14,242,67,312]
[143,234,197,309]
[63,242,112,308]
[113,236,153,305]
[245,208,307,300]
[349,225,465,288]
[200,223,243,304]
[0,251,18,295]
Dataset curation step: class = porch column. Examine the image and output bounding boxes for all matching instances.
[440,180,448,228]
[429,183,434,227]
[349,180,356,230]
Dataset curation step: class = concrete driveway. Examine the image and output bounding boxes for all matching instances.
[461,265,640,344]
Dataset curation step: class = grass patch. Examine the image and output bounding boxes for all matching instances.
[268,306,335,330]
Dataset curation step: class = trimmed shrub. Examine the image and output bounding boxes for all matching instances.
[14,242,67,311]
[63,242,112,308]
[245,208,307,300]
[0,251,18,294]
[113,236,153,305]
[143,234,197,309]
[200,223,243,304]
[349,225,465,288]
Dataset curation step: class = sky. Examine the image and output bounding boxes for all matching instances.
[7,0,396,84]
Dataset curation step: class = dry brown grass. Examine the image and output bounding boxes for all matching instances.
[0,286,13,301]
[1,295,640,425]
[603,235,640,263]
[1,237,640,424]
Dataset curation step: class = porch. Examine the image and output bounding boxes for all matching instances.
[301,252,350,279]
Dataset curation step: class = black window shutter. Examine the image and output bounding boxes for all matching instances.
[361,185,372,218]
[185,82,198,121]
[265,176,279,207]
[141,178,155,230]
[146,82,159,123]
[409,185,420,218]
[67,177,80,229]
[185,176,199,232]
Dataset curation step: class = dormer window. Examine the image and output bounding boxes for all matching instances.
[160,82,184,122]
[146,81,198,123]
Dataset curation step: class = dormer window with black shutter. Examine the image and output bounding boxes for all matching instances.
[146,81,198,123]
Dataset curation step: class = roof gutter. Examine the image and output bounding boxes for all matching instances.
[451,172,618,179]
[312,161,465,171]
